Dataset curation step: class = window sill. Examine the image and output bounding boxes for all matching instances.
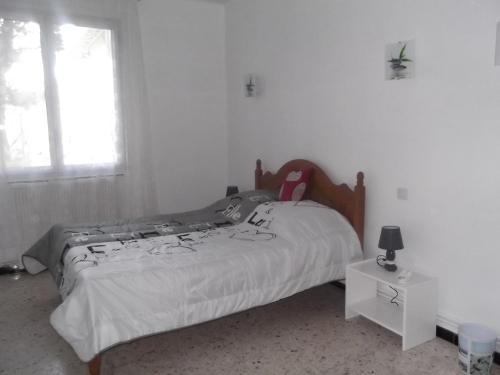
[6,166,126,184]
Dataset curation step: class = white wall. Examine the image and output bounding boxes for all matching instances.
[138,0,228,213]
[226,0,500,341]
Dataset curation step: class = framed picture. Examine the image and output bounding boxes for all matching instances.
[385,40,415,80]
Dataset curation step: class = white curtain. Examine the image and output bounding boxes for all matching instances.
[0,0,157,264]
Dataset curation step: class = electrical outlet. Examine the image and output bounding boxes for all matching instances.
[397,188,408,200]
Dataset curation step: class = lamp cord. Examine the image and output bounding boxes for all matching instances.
[389,286,399,306]
[376,255,400,307]
[376,255,386,268]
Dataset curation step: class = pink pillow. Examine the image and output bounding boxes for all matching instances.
[279,168,312,201]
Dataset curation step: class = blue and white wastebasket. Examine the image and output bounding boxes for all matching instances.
[458,323,497,375]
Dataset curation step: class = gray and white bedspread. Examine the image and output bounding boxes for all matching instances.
[22,190,277,291]
[50,200,363,362]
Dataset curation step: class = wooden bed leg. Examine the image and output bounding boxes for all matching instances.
[353,172,365,249]
[255,159,263,189]
[88,355,101,375]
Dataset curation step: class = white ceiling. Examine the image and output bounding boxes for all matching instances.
[139,0,229,3]
[198,0,230,4]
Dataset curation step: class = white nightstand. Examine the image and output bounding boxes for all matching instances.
[345,259,438,351]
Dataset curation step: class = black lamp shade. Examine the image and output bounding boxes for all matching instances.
[378,226,404,251]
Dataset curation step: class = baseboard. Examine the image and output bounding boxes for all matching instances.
[435,325,458,345]
[0,265,26,275]
[330,282,500,365]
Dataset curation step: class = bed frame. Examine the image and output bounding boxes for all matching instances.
[88,159,365,375]
[255,159,365,247]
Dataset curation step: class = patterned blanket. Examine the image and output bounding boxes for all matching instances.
[22,190,277,291]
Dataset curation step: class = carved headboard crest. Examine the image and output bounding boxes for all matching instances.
[255,159,365,248]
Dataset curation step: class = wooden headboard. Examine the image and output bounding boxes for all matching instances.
[255,159,366,248]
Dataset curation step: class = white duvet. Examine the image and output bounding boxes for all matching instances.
[50,200,362,362]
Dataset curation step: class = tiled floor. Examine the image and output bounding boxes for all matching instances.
[1,272,499,375]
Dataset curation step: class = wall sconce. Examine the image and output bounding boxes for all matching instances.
[495,22,500,66]
[245,74,258,97]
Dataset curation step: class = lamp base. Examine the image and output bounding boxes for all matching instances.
[384,262,398,272]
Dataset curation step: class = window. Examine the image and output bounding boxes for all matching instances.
[0,13,124,181]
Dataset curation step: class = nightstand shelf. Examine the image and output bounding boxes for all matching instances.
[349,296,403,335]
[346,259,437,351]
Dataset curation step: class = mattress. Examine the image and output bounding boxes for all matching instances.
[50,200,363,361]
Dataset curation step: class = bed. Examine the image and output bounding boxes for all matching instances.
[23,159,366,375]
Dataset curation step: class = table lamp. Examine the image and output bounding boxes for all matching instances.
[378,226,404,272]
[226,185,239,197]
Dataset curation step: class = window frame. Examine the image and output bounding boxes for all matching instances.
[0,7,127,183]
